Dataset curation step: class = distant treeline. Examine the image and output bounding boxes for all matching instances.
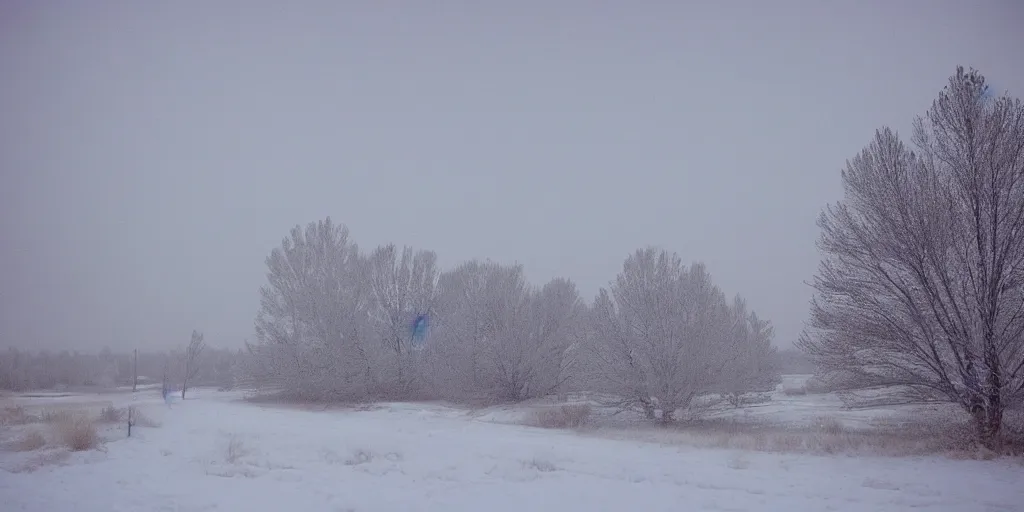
[0,346,243,392]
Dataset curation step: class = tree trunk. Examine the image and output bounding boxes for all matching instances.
[969,340,1005,450]
[970,400,1003,450]
[395,333,403,389]
[181,361,189,400]
[641,398,656,420]
[660,407,675,424]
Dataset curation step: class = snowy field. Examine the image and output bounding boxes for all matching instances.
[2,383,1022,512]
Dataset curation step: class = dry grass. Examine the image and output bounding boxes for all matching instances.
[522,457,559,472]
[128,407,160,428]
[9,450,72,473]
[99,405,124,423]
[9,429,47,452]
[530,404,593,429]
[225,436,249,464]
[593,415,1023,459]
[51,412,99,451]
[815,416,847,435]
[1,406,33,426]
[343,448,374,466]
[41,409,77,424]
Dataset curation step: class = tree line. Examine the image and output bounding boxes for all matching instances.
[238,227,780,423]
[0,344,239,393]
[240,67,1024,446]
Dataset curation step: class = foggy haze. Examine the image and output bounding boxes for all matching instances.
[1,1,1022,352]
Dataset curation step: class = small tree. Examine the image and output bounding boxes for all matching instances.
[428,260,530,400]
[486,277,584,401]
[587,248,772,422]
[800,67,1024,448]
[721,298,780,407]
[181,330,205,399]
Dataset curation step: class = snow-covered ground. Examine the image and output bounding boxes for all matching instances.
[1,387,1021,512]
[471,375,963,432]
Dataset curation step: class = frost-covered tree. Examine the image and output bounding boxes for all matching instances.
[367,244,440,395]
[489,277,584,401]
[428,260,528,399]
[426,261,581,401]
[244,218,374,401]
[720,298,780,406]
[587,248,772,422]
[180,330,205,399]
[799,67,1024,448]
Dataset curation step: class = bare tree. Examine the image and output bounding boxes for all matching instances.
[586,248,769,422]
[181,330,206,399]
[799,67,1024,448]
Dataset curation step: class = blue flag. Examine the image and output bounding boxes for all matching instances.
[411,314,429,348]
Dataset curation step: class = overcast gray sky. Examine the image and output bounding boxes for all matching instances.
[1,1,1022,352]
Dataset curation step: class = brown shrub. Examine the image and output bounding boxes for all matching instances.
[52,413,99,451]
[531,404,592,429]
[10,429,46,452]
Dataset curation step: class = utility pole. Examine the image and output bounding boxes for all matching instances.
[132,348,138,392]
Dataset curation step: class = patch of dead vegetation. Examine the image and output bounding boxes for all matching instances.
[239,391,385,413]
[6,429,46,452]
[41,409,78,424]
[98,405,124,423]
[590,415,1024,459]
[7,449,72,473]
[522,456,559,472]
[129,407,160,428]
[225,435,250,464]
[0,406,34,426]
[52,412,99,451]
[528,404,592,429]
